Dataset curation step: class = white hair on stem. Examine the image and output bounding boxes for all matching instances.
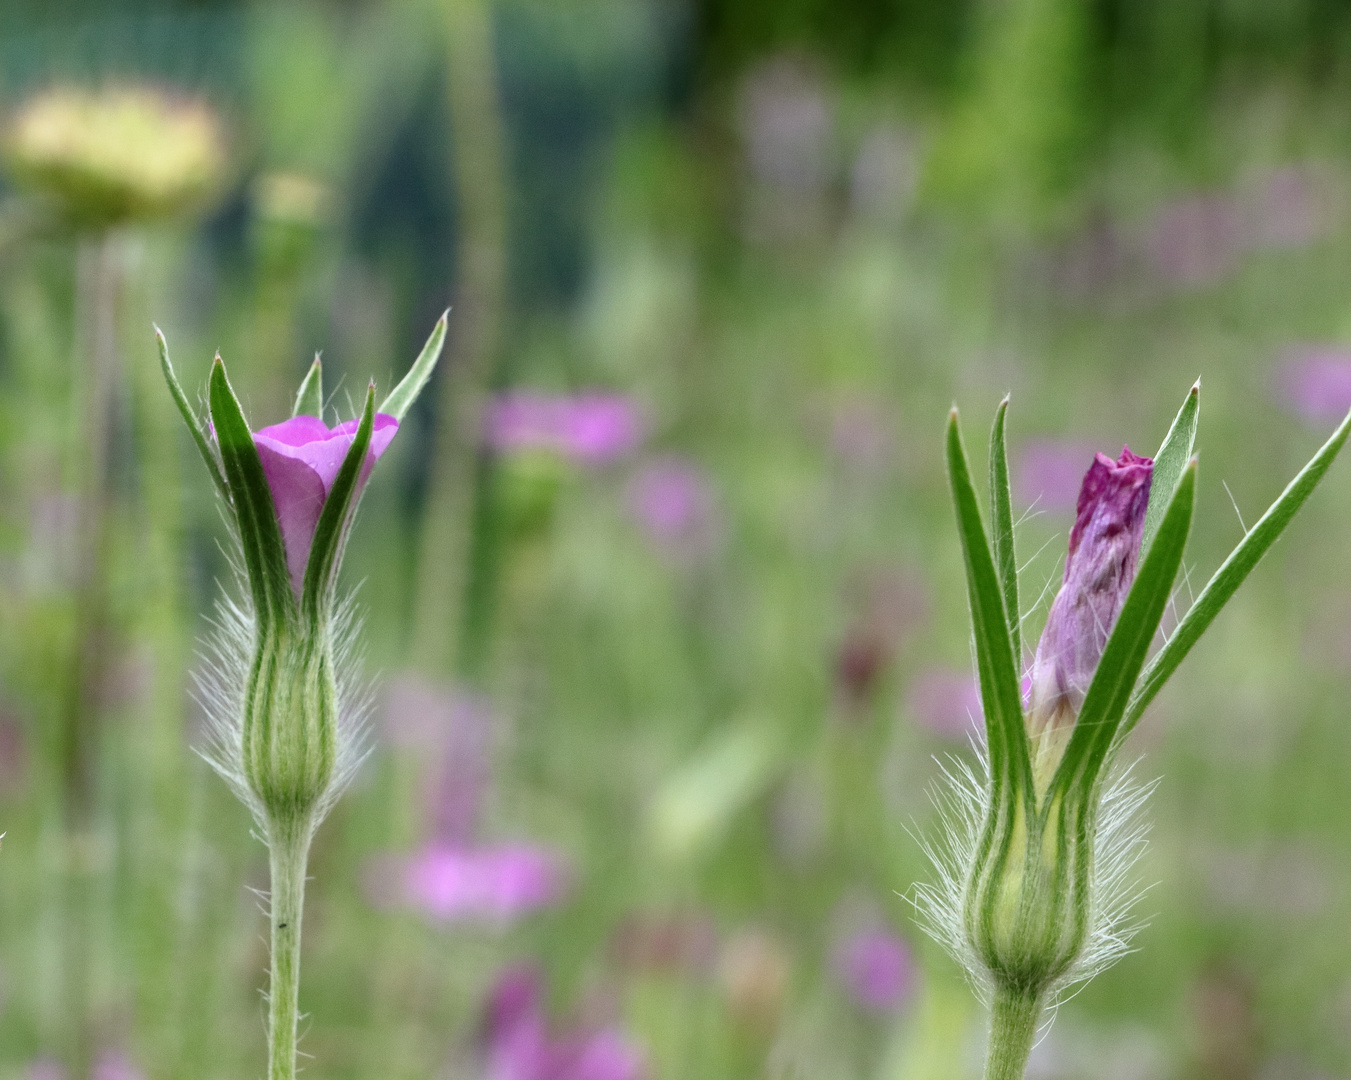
[910,740,1156,1011]
[188,532,374,840]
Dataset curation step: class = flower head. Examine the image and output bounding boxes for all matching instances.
[374,843,571,924]
[1026,447,1153,783]
[253,413,398,597]
[5,84,225,227]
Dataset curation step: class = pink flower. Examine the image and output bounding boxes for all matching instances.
[486,393,641,464]
[1277,347,1351,424]
[26,1061,66,1080]
[252,413,399,596]
[831,927,917,1013]
[399,843,570,923]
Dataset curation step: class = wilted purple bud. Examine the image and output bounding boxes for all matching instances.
[831,927,917,1013]
[253,413,399,596]
[486,392,642,464]
[1026,447,1153,776]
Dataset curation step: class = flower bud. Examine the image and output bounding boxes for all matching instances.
[1025,447,1152,788]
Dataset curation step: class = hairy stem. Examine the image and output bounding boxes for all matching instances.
[267,816,313,1080]
[983,987,1042,1080]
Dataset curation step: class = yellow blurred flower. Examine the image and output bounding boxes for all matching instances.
[5,84,226,227]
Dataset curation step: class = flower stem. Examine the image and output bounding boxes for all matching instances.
[267,816,313,1080]
[983,987,1042,1080]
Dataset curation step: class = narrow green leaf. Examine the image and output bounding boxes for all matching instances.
[946,409,1030,799]
[156,326,228,499]
[378,310,448,421]
[1120,406,1351,739]
[1051,461,1195,804]
[988,395,1020,661]
[1141,379,1199,554]
[301,384,375,622]
[209,357,293,626]
[292,355,324,419]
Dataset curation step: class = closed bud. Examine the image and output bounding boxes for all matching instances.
[1025,448,1152,788]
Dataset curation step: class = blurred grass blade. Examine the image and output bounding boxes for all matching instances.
[292,355,324,419]
[1120,407,1351,739]
[1052,460,1195,802]
[379,310,448,421]
[301,384,374,618]
[988,395,1020,661]
[157,325,228,499]
[1142,380,1200,554]
[209,357,293,626]
[946,409,1029,795]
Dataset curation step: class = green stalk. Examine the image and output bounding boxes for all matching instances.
[983,988,1042,1080]
[267,816,313,1080]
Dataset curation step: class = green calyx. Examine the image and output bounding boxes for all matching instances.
[945,383,1349,996]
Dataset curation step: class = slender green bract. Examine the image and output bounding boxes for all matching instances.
[1141,379,1199,554]
[379,310,448,421]
[1120,403,1351,739]
[946,410,1030,805]
[292,355,324,419]
[988,396,1021,662]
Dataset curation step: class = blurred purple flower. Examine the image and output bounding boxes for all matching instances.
[486,393,642,465]
[381,676,493,842]
[829,397,894,470]
[91,1054,146,1080]
[906,668,983,739]
[627,457,718,556]
[831,926,917,1013]
[483,965,646,1080]
[1277,347,1351,424]
[26,1061,66,1080]
[399,843,570,924]
[253,413,399,595]
[1026,448,1152,752]
[1244,166,1322,249]
[1015,439,1098,514]
[1146,194,1240,287]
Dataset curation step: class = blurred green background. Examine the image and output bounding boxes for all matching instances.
[2,0,1351,1077]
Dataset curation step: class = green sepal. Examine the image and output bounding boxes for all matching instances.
[946,409,1031,804]
[1120,405,1351,740]
[156,326,228,500]
[292,354,324,419]
[379,310,448,421]
[1142,379,1200,554]
[988,395,1020,662]
[209,357,294,628]
[1049,460,1196,804]
[300,383,375,622]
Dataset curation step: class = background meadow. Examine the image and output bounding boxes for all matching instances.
[2,0,1351,1077]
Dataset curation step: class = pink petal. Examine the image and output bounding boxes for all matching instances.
[252,413,399,596]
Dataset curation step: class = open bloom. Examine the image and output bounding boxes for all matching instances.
[253,414,399,596]
[1026,447,1152,782]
